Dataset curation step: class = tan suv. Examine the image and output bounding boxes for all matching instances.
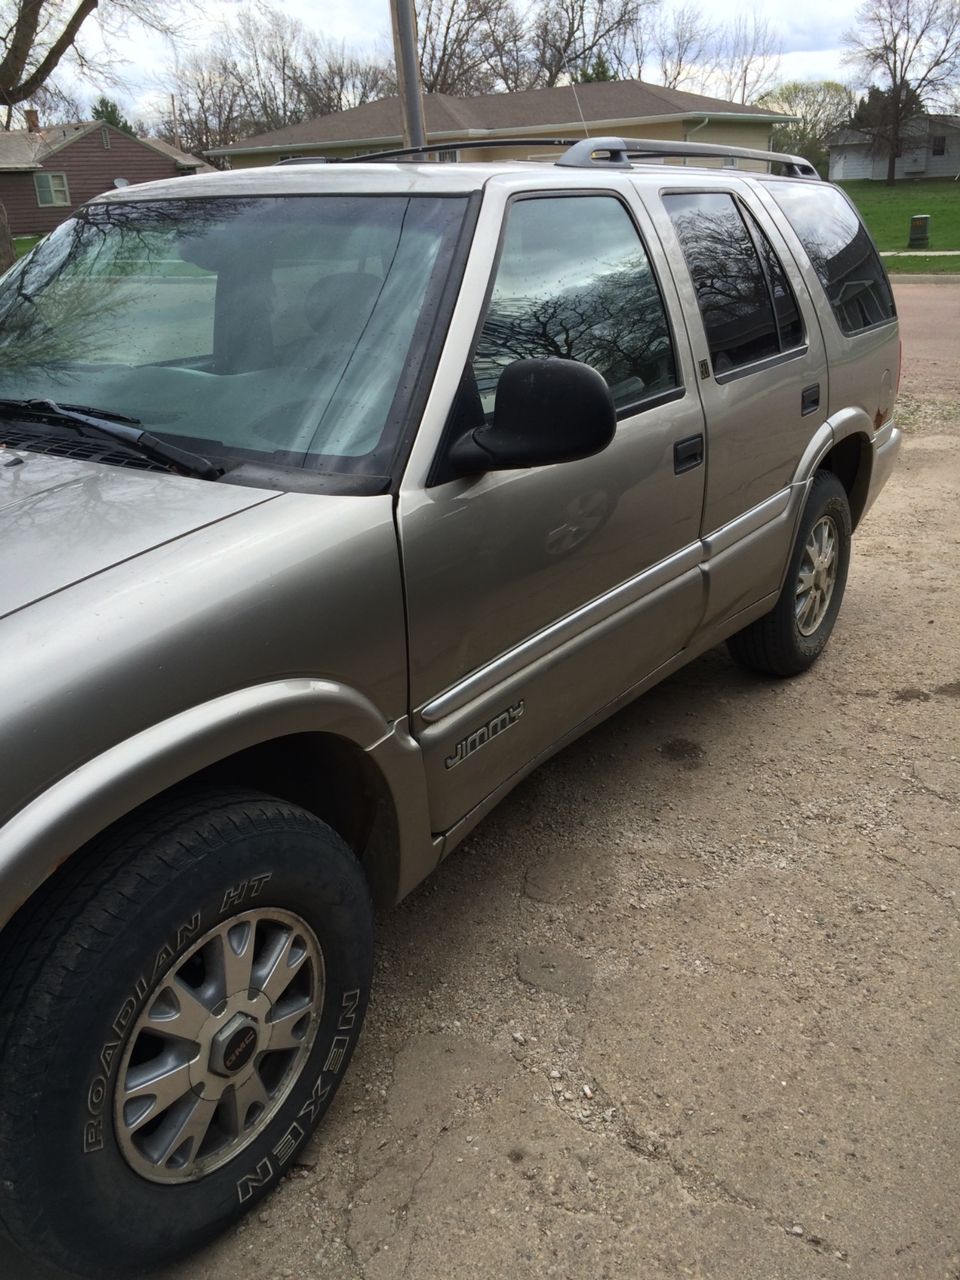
[0,136,900,1277]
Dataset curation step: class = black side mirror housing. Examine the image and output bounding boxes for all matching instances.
[449,357,616,475]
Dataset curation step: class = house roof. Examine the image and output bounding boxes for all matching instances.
[139,136,214,171]
[0,121,207,171]
[209,78,791,156]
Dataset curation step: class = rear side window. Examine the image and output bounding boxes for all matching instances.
[747,208,803,350]
[768,183,895,335]
[663,191,802,376]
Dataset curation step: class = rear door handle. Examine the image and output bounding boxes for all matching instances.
[674,433,704,474]
[801,383,820,415]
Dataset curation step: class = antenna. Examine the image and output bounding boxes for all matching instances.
[564,61,590,139]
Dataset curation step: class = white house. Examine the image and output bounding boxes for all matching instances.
[828,114,960,181]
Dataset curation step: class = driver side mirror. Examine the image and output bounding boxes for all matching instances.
[449,357,616,476]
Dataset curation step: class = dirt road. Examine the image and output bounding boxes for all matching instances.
[9,283,960,1280]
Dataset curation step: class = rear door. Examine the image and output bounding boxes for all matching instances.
[398,188,707,833]
[647,183,829,626]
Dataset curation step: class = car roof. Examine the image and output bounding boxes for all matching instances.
[91,158,807,206]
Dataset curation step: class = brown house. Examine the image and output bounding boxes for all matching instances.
[0,116,209,237]
[209,78,792,169]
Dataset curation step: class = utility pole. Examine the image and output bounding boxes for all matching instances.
[389,0,427,151]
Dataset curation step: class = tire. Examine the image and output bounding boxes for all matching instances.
[0,788,373,1278]
[727,469,852,678]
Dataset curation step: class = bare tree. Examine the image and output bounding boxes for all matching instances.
[527,0,645,87]
[651,3,719,90]
[159,51,248,160]
[296,42,394,116]
[160,5,391,156]
[844,0,960,182]
[0,202,14,273]
[416,0,511,95]
[0,0,182,124]
[229,4,307,132]
[712,14,782,104]
[760,80,857,172]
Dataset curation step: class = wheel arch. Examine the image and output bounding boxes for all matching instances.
[795,411,874,532]
[0,680,438,931]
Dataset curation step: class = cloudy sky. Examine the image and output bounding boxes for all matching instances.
[78,0,863,121]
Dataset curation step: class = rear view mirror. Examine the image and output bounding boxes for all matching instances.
[449,357,616,475]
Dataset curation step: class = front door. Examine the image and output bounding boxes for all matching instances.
[398,190,707,833]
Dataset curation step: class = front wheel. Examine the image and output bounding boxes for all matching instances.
[727,469,852,677]
[0,789,373,1278]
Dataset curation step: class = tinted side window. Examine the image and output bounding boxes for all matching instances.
[769,183,895,334]
[473,196,678,415]
[664,192,779,374]
[745,208,804,350]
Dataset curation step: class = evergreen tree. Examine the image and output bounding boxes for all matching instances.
[91,97,135,135]
[577,52,617,82]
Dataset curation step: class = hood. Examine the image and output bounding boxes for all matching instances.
[0,448,277,619]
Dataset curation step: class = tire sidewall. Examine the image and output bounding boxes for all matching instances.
[778,472,852,665]
[16,812,371,1273]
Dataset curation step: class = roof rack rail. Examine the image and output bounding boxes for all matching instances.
[555,136,819,179]
[276,138,580,166]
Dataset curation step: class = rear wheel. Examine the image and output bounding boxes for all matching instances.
[727,469,852,677]
[0,789,373,1278]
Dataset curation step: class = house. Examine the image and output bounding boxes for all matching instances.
[827,115,960,181]
[0,114,210,237]
[207,79,792,169]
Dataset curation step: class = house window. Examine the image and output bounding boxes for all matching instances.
[34,172,70,207]
[722,156,738,167]
[931,135,946,156]
[101,127,111,149]
[436,149,459,163]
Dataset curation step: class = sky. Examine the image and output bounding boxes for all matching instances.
[68,0,863,124]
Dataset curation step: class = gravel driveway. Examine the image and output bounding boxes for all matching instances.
[8,281,959,1280]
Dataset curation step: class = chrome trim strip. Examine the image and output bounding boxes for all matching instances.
[419,541,702,724]
[420,486,796,727]
[702,487,790,558]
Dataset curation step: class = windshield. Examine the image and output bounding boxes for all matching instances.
[0,194,468,484]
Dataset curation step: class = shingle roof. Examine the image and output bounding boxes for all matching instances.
[135,136,213,170]
[0,121,207,171]
[0,129,47,171]
[210,78,790,155]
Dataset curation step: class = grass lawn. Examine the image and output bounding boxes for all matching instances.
[838,179,960,251]
[13,234,41,258]
[883,254,960,274]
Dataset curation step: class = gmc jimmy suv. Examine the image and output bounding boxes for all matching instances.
[0,136,900,1276]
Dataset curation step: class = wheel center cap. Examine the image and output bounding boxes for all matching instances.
[210,1014,260,1077]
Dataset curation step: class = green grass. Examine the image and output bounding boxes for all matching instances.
[13,235,41,258]
[884,254,960,274]
[838,178,960,251]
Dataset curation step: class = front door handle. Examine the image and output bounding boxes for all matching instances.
[801,383,820,415]
[674,433,704,474]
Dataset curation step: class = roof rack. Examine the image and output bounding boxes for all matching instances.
[273,135,819,178]
[555,136,819,179]
[276,139,580,166]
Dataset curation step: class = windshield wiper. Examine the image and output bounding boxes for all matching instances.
[0,398,222,480]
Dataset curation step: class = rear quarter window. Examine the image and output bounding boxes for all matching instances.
[768,183,895,335]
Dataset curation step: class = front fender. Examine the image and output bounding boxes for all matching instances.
[0,680,436,929]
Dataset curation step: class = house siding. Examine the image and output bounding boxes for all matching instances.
[0,124,192,236]
[829,126,960,181]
